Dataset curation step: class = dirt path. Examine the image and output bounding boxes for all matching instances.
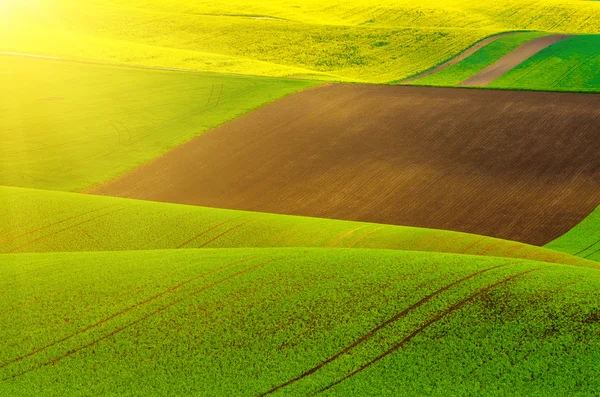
[459,35,573,86]
[402,32,519,83]
[87,84,600,245]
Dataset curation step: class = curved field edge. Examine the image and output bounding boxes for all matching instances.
[1,248,600,395]
[488,35,600,92]
[398,30,527,84]
[546,205,600,261]
[0,54,318,192]
[0,185,596,269]
[404,31,549,87]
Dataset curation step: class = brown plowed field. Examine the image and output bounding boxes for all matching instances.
[459,34,573,86]
[87,85,600,245]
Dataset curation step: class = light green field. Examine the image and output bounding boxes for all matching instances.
[1,186,597,269]
[1,248,600,396]
[3,0,600,82]
[408,31,548,86]
[488,35,600,92]
[0,55,315,191]
[546,205,600,262]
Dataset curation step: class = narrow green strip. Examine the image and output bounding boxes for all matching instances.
[410,32,548,87]
[489,35,600,92]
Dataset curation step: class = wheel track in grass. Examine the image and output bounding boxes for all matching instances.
[574,238,600,257]
[0,256,288,382]
[346,226,386,248]
[0,256,260,371]
[458,236,488,255]
[584,246,600,260]
[260,261,515,395]
[3,207,127,254]
[323,225,371,248]
[177,215,246,248]
[198,218,256,248]
[0,204,121,250]
[314,267,546,395]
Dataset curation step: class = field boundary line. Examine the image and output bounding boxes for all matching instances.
[0,256,260,370]
[315,267,546,394]
[1,256,289,382]
[260,262,514,395]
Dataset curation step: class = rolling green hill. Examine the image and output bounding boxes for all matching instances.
[0,55,315,191]
[1,248,600,396]
[488,35,600,92]
[0,186,597,269]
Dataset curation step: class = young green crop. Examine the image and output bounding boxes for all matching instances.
[0,55,316,191]
[546,205,600,262]
[489,35,600,92]
[0,185,595,269]
[410,31,549,87]
[488,35,600,92]
[1,248,599,396]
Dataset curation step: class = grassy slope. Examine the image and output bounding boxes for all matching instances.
[408,31,548,86]
[546,205,600,262]
[0,186,596,269]
[488,35,600,92]
[3,0,600,82]
[0,55,315,191]
[1,248,600,396]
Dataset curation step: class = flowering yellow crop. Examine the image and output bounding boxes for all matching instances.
[2,0,599,82]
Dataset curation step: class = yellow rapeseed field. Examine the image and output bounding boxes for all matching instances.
[2,0,600,82]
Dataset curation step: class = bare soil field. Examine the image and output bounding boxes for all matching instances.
[459,34,573,86]
[88,84,600,245]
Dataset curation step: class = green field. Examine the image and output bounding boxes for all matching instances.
[408,31,548,86]
[2,0,600,394]
[2,248,600,396]
[1,186,597,270]
[488,35,600,91]
[3,0,600,83]
[546,205,600,262]
[0,55,315,191]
